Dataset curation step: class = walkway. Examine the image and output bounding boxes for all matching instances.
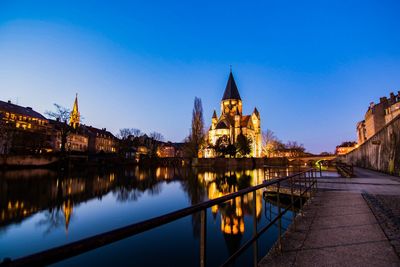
[259,167,400,267]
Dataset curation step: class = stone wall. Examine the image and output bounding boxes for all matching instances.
[192,158,265,168]
[0,155,59,167]
[339,115,400,175]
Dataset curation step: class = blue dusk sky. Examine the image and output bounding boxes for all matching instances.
[1,0,400,153]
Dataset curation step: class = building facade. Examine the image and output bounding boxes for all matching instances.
[85,126,117,153]
[0,100,48,131]
[357,91,400,144]
[0,100,51,154]
[201,71,262,158]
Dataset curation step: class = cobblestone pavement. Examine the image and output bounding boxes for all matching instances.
[258,168,400,267]
[363,193,400,258]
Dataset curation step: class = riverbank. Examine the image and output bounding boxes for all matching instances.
[259,167,400,266]
[0,155,290,169]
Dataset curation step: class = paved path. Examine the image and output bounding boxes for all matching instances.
[259,168,400,267]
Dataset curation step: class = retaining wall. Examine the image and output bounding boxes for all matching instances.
[339,115,400,175]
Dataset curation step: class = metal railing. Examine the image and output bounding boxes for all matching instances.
[0,168,318,267]
[336,162,354,177]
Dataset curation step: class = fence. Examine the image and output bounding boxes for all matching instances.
[1,168,318,267]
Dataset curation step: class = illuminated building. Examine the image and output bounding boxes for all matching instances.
[49,119,89,152]
[0,100,51,153]
[336,145,356,155]
[57,94,117,153]
[156,142,184,158]
[201,71,262,158]
[357,92,400,144]
[0,100,48,131]
[86,126,117,153]
[69,94,80,129]
[384,92,400,124]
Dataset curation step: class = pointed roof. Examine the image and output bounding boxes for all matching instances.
[212,110,217,119]
[70,93,80,128]
[253,107,260,118]
[72,93,79,113]
[222,71,241,101]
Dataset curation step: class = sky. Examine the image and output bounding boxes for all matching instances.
[1,0,400,154]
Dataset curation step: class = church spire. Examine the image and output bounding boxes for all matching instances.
[70,93,80,129]
[212,109,218,119]
[222,71,241,101]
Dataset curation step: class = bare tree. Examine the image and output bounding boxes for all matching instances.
[149,131,164,142]
[46,104,71,153]
[186,97,205,157]
[117,128,133,140]
[262,129,279,157]
[148,131,164,157]
[132,128,142,138]
[286,141,305,157]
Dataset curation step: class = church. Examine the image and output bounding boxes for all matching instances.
[201,71,262,158]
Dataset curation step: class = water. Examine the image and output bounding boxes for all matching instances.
[0,166,315,266]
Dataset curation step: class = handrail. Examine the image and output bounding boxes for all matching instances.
[1,168,317,267]
[336,162,354,177]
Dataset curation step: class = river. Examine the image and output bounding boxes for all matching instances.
[0,166,338,266]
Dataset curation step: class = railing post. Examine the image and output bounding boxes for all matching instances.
[252,190,258,267]
[319,163,322,177]
[311,170,315,197]
[299,174,303,214]
[200,209,207,267]
[277,181,282,252]
[290,176,296,231]
[308,170,312,198]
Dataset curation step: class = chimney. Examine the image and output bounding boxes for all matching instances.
[369,102,375,109]
[390,92,395,102]
[7,100,11,104]
[26,107,32,110]
[379,97,387,103]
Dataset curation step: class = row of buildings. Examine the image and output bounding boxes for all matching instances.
[0,95,185,158]
[356,91,400,144]
[0,95,118,155]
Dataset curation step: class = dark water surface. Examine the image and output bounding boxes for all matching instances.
[0,166,335,266]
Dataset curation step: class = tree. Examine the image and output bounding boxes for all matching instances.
[46,104,72,153]
[285,141,306,157]
[186,97,205,158]
[117,128,133,140]
[148,131,164,158]
[262,129,279,157]
[235,133,252,157]
[338,141,357,147]
[214,135,230,157]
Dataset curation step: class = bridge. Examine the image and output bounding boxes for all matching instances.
[288,155,337,166]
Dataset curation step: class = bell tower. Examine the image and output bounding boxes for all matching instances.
[70,93,80,129]
[220,71,242,117]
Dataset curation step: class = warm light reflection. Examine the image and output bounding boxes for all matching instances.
[199,169,264,235]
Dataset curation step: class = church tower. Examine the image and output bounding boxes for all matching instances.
[70,93,80,129]
[220,71,243,117]
[204,71,262,158]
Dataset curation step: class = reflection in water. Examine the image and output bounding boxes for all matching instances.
[0,166,316,264]
[0,167,198,235]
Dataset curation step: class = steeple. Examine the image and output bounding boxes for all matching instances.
[253,107,260,118]
[212,110,218,119]
[69,93,80,129]
[222,71,241,101]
